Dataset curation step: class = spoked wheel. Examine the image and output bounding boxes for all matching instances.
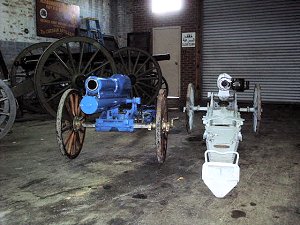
[9,42,50,112]
[253,84,262,133]
[155,89,168,163]
[0,79,16,139]
[185,83,195,133]
[35,36,117,117]
[56,89,86,159]
[113,47,162,105]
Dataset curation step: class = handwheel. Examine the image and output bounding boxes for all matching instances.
[56,89,86,159]
[35,36,117,117]
[155,89,168,163]
[0,79,16,139]
[9,42,50,112]
[185,83,195,133]
[253,84,262,133]
[113,47,162,105]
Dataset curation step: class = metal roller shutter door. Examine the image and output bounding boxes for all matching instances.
[201,0,300,103]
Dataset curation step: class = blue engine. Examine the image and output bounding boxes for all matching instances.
[80,74,155,132]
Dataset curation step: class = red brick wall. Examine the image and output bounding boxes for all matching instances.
[133,0,201,106]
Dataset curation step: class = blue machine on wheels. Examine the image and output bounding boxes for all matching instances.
[56,74,171,163]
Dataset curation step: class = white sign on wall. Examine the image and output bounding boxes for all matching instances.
[182,32,196,47]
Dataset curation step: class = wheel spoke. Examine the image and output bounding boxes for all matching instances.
[136,67,158,78]
[132,51,141,74]
[42,80,70,86]
[118,52,129,74]
[128,50,132,73]
[136,84,152,99]
[78,42,85,73]
[45,85,70,103]
[0,97,8,102]
[67,132,75,154]
[85,61,109,77]
[134,56,150,76]
[53,51,73,75]
[61,123,72,133]
[74,94,79,115]
[82,49,100,74]
[44,66,71,79]
[0,112,9,116]
[66,43,76,74]
[136,81,156,90]
[69,93,76,116]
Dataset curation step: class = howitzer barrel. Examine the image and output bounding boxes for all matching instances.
[152,53,170,61]
[80,74,137,114]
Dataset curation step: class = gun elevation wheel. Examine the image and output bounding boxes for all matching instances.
[155,89,168,163]
[56,89,86,159]
[185,83,195,133]
[253,84,262,133]
[35,36,117,117]
[113,47,162,105]
[0,79,16,139]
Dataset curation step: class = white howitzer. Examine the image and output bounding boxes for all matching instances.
[184,73,262,198]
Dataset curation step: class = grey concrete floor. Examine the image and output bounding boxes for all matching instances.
[0,104,299,225]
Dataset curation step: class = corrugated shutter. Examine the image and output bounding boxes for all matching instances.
[201,0,300,103]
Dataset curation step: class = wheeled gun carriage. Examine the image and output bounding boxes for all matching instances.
[56,73,174,163]
[184,73,262,198]
[0,35,170,140]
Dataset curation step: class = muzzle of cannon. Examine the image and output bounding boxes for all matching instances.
[80,74,134,114]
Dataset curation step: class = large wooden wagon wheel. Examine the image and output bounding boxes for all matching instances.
[9,42,50,112]
[35,36,117,117]
[56,89,86,159]
[0,79,16,139]
[155,89,168,163]
[113,47,162,105]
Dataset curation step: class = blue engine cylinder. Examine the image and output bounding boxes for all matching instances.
[80,74,133,114]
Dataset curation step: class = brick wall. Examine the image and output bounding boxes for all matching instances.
[132,0,201,106]
[0,0,133,68]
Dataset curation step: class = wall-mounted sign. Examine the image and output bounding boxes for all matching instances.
[182,32,196,47]
[36,0,80,38]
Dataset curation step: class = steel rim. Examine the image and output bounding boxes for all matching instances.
[56,89,86,159]
[161,76,169,96]
[186,83,195,133]
[253,84,262,133]
[35,36,117,117]
[155,89,168,163]
[0,79,16,139]
[113,47,162,105]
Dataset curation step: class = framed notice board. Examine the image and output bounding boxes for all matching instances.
[36,0,80,38]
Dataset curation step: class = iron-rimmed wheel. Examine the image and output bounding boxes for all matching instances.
[185,83,195,134]
[0,79,16,139]
[113,47,162,105]
[253,84,262,133]
[56,89,86,159]
[155,89,168,163]
[9,42,50,112]
[35,36,117,117]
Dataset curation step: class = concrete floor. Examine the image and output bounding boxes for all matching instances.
[0,104,299,225]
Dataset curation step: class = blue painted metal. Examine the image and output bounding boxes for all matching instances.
[80,74,155,132]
